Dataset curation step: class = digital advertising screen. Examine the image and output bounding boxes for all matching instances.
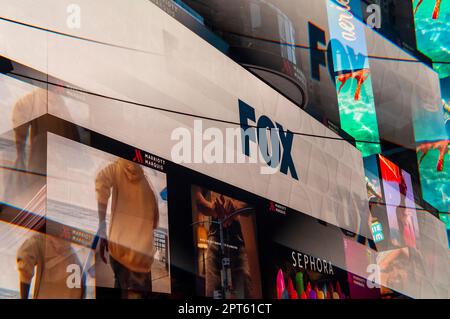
[377,247,425,298]
[0,75,48,213]
[0,221,95,299]
[413,77,449,213]
[272,245,350,299]
[413,0,450,79]
[342,235,413,299]
[439,213,450,248]
[326,0,381,156]
[379,156,420,249]
[364,155,388,247]
[412,0,450,214]
[190,185,262,299]
[343,237,381,299]
[364,154,382,199]
[47,133,171,296]
[256,200,359,299]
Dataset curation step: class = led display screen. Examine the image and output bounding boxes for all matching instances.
[413,0,450,213]
[273,245,350,299]
[326,0,381,156]
[47,133,171,296]
[413,0,450,79]
[0,221,95,299]
[439,213,450,248]
[364,154,382,199]
[343,237,381,299]
[379,155,420,249]
[190,185,262,298]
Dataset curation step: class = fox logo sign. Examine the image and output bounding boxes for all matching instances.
[238,100,299,180]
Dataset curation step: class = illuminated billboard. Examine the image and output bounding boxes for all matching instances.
[413,79,449,213]
[439,213,450,248]
[415,75,450,213]
[412,0,449,213]
[379,156,420,249]
[365,155,422,252]
[190,185,262,298]
[47,133,171,296]
[0,221,95,299]
[326,0,381,156]
[413,0,450,79]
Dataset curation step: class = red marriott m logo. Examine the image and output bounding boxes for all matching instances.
[269,201,276,212]
[133,149,144,164]
[62,226,72,240]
